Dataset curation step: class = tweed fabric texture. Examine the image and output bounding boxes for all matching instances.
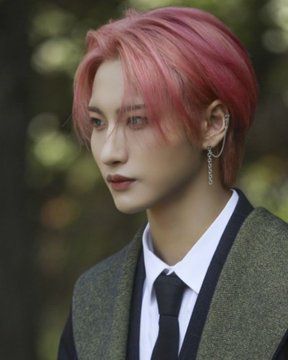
[72,224,144,360]
[73,208,288,360]
[197,207,288,360]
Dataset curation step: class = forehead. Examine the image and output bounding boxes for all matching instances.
[94,59,123,91]
[89,58,144,113]
[89,59,123,108]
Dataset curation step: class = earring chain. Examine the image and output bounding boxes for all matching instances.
[207,113,230,186]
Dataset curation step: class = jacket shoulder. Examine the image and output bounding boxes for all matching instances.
[249,207,288,238]
[71,226,144,358]
[77,242,130,285]
[73,240,136,297]
[72,223,144,299]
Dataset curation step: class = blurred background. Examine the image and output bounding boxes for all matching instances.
[0,0,287,358]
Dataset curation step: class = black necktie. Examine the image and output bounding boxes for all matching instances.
[151,272,187,360]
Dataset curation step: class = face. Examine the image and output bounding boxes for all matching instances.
[88,58,205,214]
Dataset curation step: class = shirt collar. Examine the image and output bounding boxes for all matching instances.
[142,188,239,295]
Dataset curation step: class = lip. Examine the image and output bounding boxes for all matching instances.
[106,174,136,191]
[109,180,135,191]
[106,174,135,182]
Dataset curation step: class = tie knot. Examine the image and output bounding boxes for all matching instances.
[154,272,187,317]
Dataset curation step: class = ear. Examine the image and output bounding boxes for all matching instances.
[201,100,229,149]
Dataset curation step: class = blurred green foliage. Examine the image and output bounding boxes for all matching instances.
[19,0,288,358]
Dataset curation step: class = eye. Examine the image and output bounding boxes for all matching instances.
[90,117,105,129]
[127,116,148,129]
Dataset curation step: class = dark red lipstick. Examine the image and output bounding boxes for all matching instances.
[107,174,134,182]
[106,174,136,190]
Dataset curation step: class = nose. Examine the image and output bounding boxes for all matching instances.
[100,124,128,166]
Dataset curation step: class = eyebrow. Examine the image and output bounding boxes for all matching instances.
[87,104,146,115]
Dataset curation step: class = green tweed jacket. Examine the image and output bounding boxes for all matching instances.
[72,207,288,360]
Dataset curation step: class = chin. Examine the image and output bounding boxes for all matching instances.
[114,203,145,214]
[112,196,150,214]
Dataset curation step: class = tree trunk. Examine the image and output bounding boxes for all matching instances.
[0,1,38,359]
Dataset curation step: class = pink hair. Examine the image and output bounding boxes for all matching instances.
[73,6,258,188]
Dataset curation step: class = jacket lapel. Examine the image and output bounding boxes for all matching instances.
[106,232,143,360]
[197,208,288,359]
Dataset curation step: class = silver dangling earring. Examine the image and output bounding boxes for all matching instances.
[207,146,213,185]
[207,113,230,186]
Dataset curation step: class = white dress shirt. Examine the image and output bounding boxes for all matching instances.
[139,188,239,360]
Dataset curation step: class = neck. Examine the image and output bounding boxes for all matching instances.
[146,165,232,266]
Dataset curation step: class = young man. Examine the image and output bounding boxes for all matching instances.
[58,7,288,359]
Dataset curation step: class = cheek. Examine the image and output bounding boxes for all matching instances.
[143,142,202,184]
[90,137,103,170]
